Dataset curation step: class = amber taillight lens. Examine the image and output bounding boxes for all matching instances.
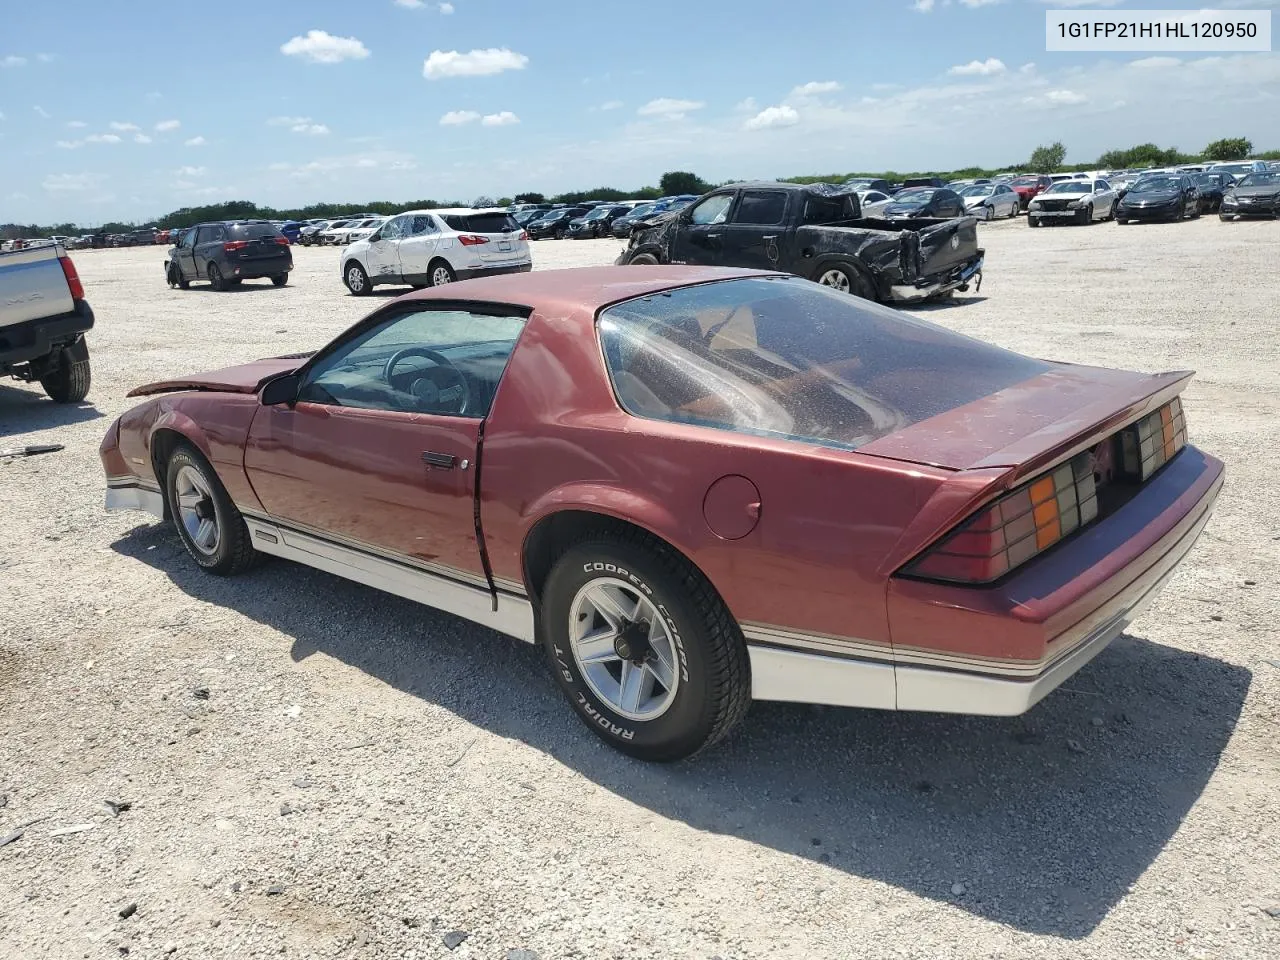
[908,399,1187,585]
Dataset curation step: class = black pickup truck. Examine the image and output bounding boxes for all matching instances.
[616,182,984,304]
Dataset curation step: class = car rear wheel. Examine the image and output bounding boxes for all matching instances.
[428,259,456,287]
[627,252,660,266]
[271,274,288,287]
[207,262,226,291]
[39,342,91,404]
[816,264,874,300]
[541,530,751,761]
[165,445,260,576]
[555,227,568,240]
[344,261,370,296]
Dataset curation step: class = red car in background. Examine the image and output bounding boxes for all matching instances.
[1010,174,1053,210]
[100,267,1223,761]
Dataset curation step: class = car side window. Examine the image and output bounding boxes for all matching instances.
[733,191,788,225]
[689,194,734,225]
[380,216,407,241]
[410,216,438,235]
[1096,180,1111,192]
[297,307,528,418]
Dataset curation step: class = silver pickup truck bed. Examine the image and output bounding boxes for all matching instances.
[1,244,94,403]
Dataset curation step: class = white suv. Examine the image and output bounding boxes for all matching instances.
[340,208,531,295]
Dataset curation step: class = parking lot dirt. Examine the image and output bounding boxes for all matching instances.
[1,220,1278,959]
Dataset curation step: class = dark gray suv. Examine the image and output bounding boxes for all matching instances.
[165,220,293,291]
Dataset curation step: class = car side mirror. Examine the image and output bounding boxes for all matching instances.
[369,231,383,242]
[260,373,300,407]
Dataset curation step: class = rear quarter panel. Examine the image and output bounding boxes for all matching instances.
[479,304,950,650]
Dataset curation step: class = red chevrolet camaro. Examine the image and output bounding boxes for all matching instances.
[101,266,1223,760]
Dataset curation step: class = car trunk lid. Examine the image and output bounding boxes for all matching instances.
[860,364,1193,477]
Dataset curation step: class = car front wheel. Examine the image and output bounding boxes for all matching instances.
[344,261,370,296]
[541,530,751,761]
[164,445,260,576]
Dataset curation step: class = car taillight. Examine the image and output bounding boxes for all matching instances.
[224,240,248,252]
[1120,397,1186,481]
[518,231,528,241]
[458,235,489,246]
[274,236,290,246]
[58,256,85,300]
[908,451,1100,584]
[906,399,1187,584]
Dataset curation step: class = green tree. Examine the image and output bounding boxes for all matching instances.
[1028,142,1067,172]
[1202,137,1252,161]
[512,192,545,204]
[659,171,711,196]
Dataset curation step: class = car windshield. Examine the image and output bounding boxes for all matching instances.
[584,208,611,220]
[959,185,994,197]
[1010,177,1041,187]
[1213,163,1253,174]
[894,190,934,203]
[1044,182,1090,194]
[598,277,1050,451]
[1237,172,1280,187]
[843,179,876,188]
[1131,176,1182,192]
[625,204,655,218]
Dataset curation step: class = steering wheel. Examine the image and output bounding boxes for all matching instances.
[381,347,471,416]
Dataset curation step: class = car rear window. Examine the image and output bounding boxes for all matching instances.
[229,223,282,239]
[598,277,1050,450]
[442,213,519,233]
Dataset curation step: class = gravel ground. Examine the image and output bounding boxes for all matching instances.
[1,220,1277,960]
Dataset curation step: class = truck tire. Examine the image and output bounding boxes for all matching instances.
[540,528,751,761]
[816,264,874,301]
[40,343,91,404]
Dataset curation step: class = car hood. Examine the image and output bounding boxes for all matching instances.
[1122,188,1180,203]
[884,203,927,216]
[1229,184,1280,198]
[126,356,306,398]
[962,196,992,206]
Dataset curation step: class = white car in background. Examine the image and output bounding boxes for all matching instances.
[855,190,894,216]
[958,182,1021,220]
[321,218,383,246]
[341,208,532,295]
[1027,178,1118,226]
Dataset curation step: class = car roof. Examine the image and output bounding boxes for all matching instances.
[395,265,783,321]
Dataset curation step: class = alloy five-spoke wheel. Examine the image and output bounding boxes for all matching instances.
[569,578,680,721]
[174,464,219,556]
[818,268,851,293]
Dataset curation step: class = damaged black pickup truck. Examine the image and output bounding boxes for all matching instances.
[615,182,983,303]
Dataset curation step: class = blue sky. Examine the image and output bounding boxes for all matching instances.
[2,0,1277,224]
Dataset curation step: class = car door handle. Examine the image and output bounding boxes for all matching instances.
[421,451,456,469]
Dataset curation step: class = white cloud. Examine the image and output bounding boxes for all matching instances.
[599,100,624,111]
[440,110,481,125]
[155,119,181,131]
[439,2,454,11]
[2,55,27,68]
[1044,88,1088,104]
[177,166,207,177]
[85,133,122,144]
[1019,62,1036,74]
[394,0,424,5]
[43,173,103,192]
[735,97,759,113]
[949,58,1007,76]
[109,121,139,131]
[36,52,54,63]
[637,97,705,119]
[481,111,519,126]
[184,136,206,146]
[66,120,87,129]
[268,115,309,126]
[959,0,1003,7]
[790,81,841,97]
[913,0,935,11]
[423,47,528,79]
[1130,56,1181,69]
[1031,0,1122,5]
[280,30,370,65]
[134,133,152,144]
[34,105,51,118]
[56,140,83,149]
[745,105,800,131]
[295,123,330,135]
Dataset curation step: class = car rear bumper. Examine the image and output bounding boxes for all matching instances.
[751,446,1223,715]
[0,299,95,367]
[455,262,533,281]
[888,254,983,302]
[228,257,292,279]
